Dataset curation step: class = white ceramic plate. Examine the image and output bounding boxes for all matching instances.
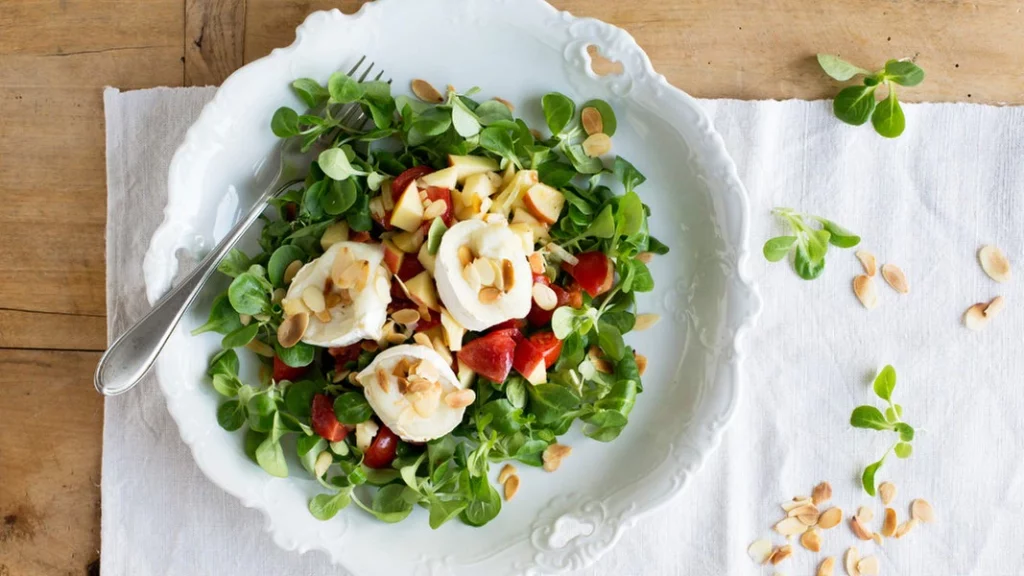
[143,0,760,573]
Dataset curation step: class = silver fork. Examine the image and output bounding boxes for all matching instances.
[95,56,386,396]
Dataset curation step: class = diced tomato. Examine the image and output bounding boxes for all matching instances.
[457,330,518,382]
[562,251,614,297]
[527,283,570,327]
[311,394,348,442]
[420,187,455,228]
[328,343,362,368]
[566,283,584,309]
[396,255,425,281]
[273,355,308,382]
[491,318,526,333]
[528,331,563,368]
[391,166,435,202]
[512,337,546,381]
[363,423,399,469]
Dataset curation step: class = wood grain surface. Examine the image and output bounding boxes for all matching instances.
[0,0,1021,574]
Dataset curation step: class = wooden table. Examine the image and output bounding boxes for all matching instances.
[0,0,1021,573]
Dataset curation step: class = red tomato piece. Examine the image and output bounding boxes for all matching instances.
[311,394,347,442]
[566,283,584,309]
[363,424,399,469]
[512,337,546,381]
[420,187,455,229]
[273,355,308,382]
[396,255,425,281]
[328,343,362,368]
[528,331,563,368]
[490,318,526,333]
[457,330,518,382]
[561,251,614,297]
[391,166,435,202]
[527,283,570,327]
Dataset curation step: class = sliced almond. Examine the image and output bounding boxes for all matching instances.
[406,378,433,394]
[501,259,515,292]
[979,245,1011,282]
[963,302,990,330]
[479,286,503,304]
[498,463,517,485]
[503,474,520,501]
[458,245,474,268]
[800,528,821,552]
[413,332,434,350]
[528,252,545,274]
[811,481,832,506]
[855,250,877,277]
[277,312,310,349]
[788,503,819,518]
[301,285,327,313]
[409,383,442,417]
[462,261,482,291]
[857,556,879,576]
[582,133,612,157]
[853,275,879,309]
[747,539,773,565]
[871,532,883,546]
[850,517,873,541]
[817,557,836,576]
[411,79,444,103]
[283,260,303,285]
[245,339,275,358]
[494,97,515,112]
[387,331,409,345]
[768,545,792,565]
[334,260,363,290]
[782,497,813,512]
[797,512,820,526]
[361,340,379,352]
[817,507,842,529]
[856,506,874,523]
[910,499,935,523]
[332,369,351,383]
[635,353,648,376]
[392,357,411,378]
[272,288,286,305]
[532,283,558,311]
[636,251,654,264]
[444,388,476,409]
[376,367,390,393]
[880,507,897,537]
[881,263,909,294]
[773,516,808,537]
[314,309,332,323]
[411,359,439,381]
[985,295,1006,318]
[542,443,571,472]
[845,547,861,576]
[878,481,897,506]
[392,308,421,326]
[473,258,496,286]
[581,106,603,135]
[633,313,660,332]
[894,518,917,538]
[423,199,448,221]
[324,291,345,309]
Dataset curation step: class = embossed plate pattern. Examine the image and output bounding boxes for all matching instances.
[143,1,761,573]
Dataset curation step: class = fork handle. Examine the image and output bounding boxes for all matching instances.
[94,180,299,396]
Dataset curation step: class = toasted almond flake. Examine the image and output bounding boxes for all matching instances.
[444,389,476,411]
[392,357,410,378]
[545,242,579,266]
[387,331,409,345]
[245,339,275,358]
[280,297,307,316]
[881,263,910,294]
[871,532,883,545]
[314,309,332,323]
[797,513,819,526]
[412,359,440,381]
[817,507,842,529]
[845,547,861,576]
[636,251,654,264]
[818,557,836,576]
[361,340,379,353]
[301,285,327,313]
[498,464,517,485]
[314,450,333,478]
[494,97,515,112]
[782,497,813,512]
[881,507,897,537]
[530,128,544,141]
[277,312,310,349]
[857,556,879,576]
[462,261,482,291]
[853,275,879,309]
[910,499,935,523]
[788,504,819,518]
[769,545,792,565]
[811,481,832,505]
[963,302,990,330]
[284,260,303,285]
[850,517,873,541]
[979,245,1011,282]
[985,295,1006,318]
[878,481,897,506]
[582,133,612,157]
[855,250,877,277]
[406,378,433,394]
[239,313,252,326]
[423,199,448,221]
[532,283,558,311]
[392,308,421,326]
[334,260,362,290]
[747,539,773,565]
[458,245,474,268]
[355,261,371,291]
[409,383,442,417]
[581,107,603,135]
[894,518,917,538]
[473,258,496,286]
[774,517,808,537]
[488,258,505,290]
[479,286,503,304]
[856,506,875,523]
[635,353,648,376]
[432,337,453,365]
[419,190,430,203]
[528,252,545,274]
[501,259,515,291]
[592,357,613,374]
[348,371,360,385]
[411,79,444,103]
[503,474,520,501]
[542,444,571,472]
[413,332,434,350]
[324,291,345,309]
[376,367,390,393]
[800,528,822,551]
[633,313,661,332]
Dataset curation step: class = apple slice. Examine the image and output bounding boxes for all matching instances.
[500,163,516,188]
[512,207,550,241]
[462,172,496,199]
[392,227,426,253]
[416,241,436,275]
[507,222,535,252]
[512,338,548,385]
[449,154,499,183]
[417,166,459,190]
[457,330,517,383]
[456,358,476,388]
[391,181,425,232]
[523,183,565,225]
[439,307,466,351]
[490,170,538,217]
[382,239,405,274]
[562,251,614,297]
[405,270,440,311]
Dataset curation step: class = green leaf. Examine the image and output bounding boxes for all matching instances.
[820,220,861,248]
[541,92,575,135]
[228,272,270,315]
[367,484,416,523]
[793,242,825,280]
[894,422,915,442]
[475,100,513,125]
[600,310,635,334]
[412,107,452,138]
[564,143,603,174]
[327,72,364,103]
[885,404,904,423]
[479,126,516,161]
[884,60,925,87]
[833,85,878,126]
[207,349,239,378]
[291,78,329,108]
[322,178,358,216]
[528,383,580,424]
[816,54,870,81]
[551,306,596,340]
[255,432,288,477]
[297,435,328,475]
[309,490,352,520]
[763,236,798,262]
[191,293,243,336]
[274,340,315,368]
[871,90,906,138]
[427,496,467,530]
[505,377,527,409]
[426,217,447,255]
[850,406,893,431]
[217,248,251,278]
[271,107,300,138]
[861,455,886,496]
[333,392,373,425]
[284,380,319,418]
[894,442,913,459]
[319,148,359,181]
[267,245,305,287]
[216,400,247,431]
[582,205,615,239]
[615,191,644,238]
[220,323,259,349]
[247,393,278,432]
[805,230,831,263]
[481,399,522,435]
[873,365,897,401]
[597,321,625,361]
[613,156,646,193]
[581,99,617,136]
[460,472,502,527]
[211,373,241,397]
[514,439,549,466]
[451,102,481,137]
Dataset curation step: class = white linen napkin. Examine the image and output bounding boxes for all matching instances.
[104,86,1024,576]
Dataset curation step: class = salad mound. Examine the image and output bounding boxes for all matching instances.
[193,69,668,528]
